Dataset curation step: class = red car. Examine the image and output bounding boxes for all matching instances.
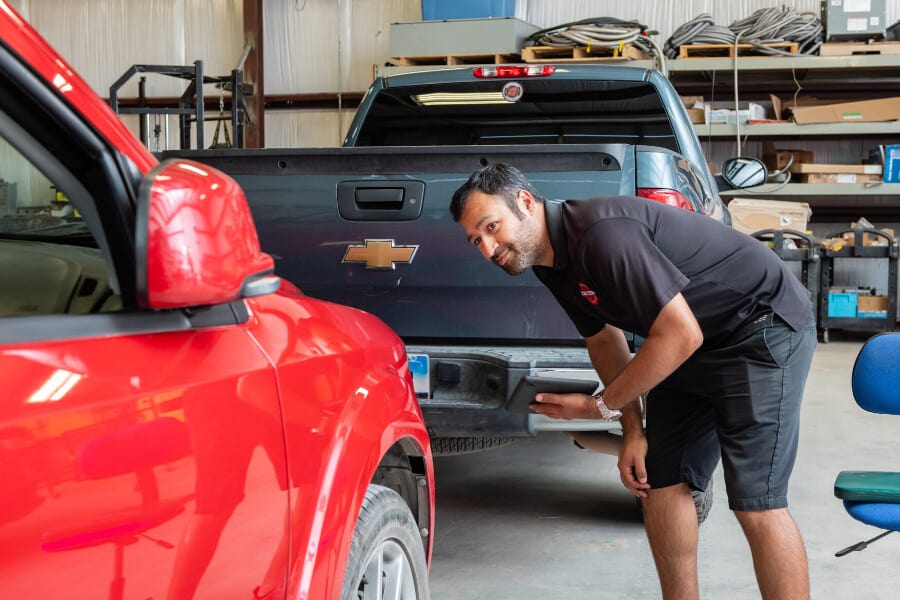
[0,3,434,599]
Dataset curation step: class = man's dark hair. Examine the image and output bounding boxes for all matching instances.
[449,163,544,222]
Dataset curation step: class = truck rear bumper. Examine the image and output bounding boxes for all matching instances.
[406,344,623,437]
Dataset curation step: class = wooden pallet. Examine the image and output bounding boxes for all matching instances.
[390,53,519,66]
[679,42,798,58]
[522,44,649,63]
[819,41,900,57]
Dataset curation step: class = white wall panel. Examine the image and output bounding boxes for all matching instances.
[10,0,243,99]
[264,0,420,95]
[264,108,355,147]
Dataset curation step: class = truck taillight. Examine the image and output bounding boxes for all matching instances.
[473,65,555,78]
[636,188,696,212]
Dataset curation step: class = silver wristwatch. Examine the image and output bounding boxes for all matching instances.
[593,390,623,420]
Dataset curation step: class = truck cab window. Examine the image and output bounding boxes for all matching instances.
[357,79,680,152]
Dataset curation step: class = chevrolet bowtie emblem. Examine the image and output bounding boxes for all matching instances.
[342,239,418,270]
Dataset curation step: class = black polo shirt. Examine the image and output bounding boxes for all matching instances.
[533,196,812,350]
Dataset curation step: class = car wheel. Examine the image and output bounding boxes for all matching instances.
[430,436,515,456]
[342,484,429,600]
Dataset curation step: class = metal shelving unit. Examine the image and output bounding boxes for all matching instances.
[720,184,900,220]
[672,51,900,222]
[721,183,900,196]
[667,53,900,74]
[694,121,900,138]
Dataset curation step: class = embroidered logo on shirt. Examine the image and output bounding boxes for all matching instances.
[579,282,599,305]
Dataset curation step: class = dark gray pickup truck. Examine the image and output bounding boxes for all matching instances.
[166,64,758,456]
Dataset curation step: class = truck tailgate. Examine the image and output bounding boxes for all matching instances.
[166,144,635,343]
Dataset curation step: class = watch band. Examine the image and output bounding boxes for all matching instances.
[593,390,623,420]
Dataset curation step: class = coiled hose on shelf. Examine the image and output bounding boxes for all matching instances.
[664,8,823,58]
[730,7,823,55]
[664,14,734,58]
[524,17,668,76]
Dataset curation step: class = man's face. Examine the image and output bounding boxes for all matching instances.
[458,189,545,276]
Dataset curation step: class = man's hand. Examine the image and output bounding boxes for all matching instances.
[618,432,650,498]
[530,392,598,419]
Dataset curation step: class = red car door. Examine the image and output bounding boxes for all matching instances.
[0,324,291,599]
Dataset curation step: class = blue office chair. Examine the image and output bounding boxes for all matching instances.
[834,332,900,556]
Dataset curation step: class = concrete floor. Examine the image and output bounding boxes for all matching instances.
[427,336,900,600]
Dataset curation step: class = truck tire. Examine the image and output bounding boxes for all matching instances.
[342,484,429,600]
[430,437,516,456]
[635,486,714,524]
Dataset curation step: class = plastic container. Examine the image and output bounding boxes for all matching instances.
[421,0,515,20]
[827,291,858,317]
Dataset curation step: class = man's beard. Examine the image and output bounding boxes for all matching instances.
[492,217,545,276]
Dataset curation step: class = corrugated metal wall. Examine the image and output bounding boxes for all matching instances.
[9,0,900,147]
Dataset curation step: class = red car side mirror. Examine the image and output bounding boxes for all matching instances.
[135,159,279,309]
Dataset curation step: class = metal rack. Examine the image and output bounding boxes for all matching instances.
[109,60,248,150]
[752,228,821,319]
[818,227,898,342]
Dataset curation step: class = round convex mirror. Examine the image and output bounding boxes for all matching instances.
[722,157,768,188]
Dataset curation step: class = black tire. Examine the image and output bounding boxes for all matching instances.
[635,486,714,524]
[430,436,516,456]
[342,484,429,600]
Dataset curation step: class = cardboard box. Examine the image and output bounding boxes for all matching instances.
[790,163,882,175]
[762,144,814,172]
[680,95,704,109]
[790,96,900,125]
[801,173,883,184]
[686,108,705,124]
[727,198,812,235]
[770,95,853,120]
[858,295,889,313]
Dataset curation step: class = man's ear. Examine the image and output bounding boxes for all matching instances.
[519,189,537,213]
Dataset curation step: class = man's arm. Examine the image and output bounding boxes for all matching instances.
[584,325,651,498]
[582,324,643,439]
[531,292,702,417]
[530,293,701,496]
[599,292,702,411]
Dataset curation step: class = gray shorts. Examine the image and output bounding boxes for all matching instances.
[644,312,817,511]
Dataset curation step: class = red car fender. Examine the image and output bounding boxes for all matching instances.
[289,367,434,600]
[243,295,433,599]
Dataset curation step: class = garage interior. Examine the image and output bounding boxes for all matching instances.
[6,0,900,598]
[427,341,900,599]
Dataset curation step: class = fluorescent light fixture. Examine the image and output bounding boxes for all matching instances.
[411,92,511,106]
